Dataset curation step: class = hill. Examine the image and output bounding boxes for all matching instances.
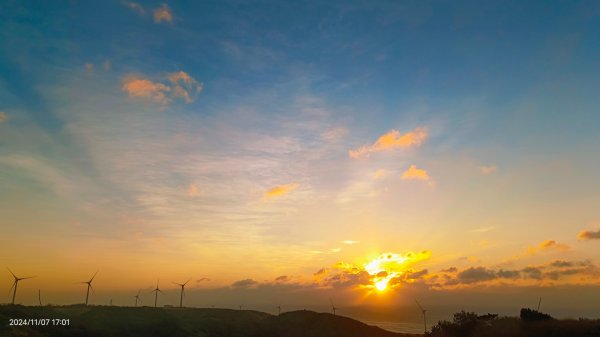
[0,305,420,337]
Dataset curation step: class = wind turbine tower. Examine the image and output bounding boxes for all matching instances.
[277,303,281,316]
[80,271,98,305]
[134,290,142,307]
[173,279,190,308]
[8,268,34,305]
[330,298,337,316]
[152,280,162,308]
[415,300,428,333]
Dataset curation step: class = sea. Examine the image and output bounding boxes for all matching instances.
[252,304,600,334]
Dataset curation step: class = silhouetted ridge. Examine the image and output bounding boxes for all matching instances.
[0,305,417,337]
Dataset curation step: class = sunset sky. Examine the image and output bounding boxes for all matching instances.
[1,1,600,313]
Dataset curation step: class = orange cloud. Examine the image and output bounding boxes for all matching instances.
[122,72,202,105]
[187,183,200,197]
[527,240,571,255]
[349,127,427,158]
[401,165,431,181]
[0,112,7,123]
[264,183,299,199]
[168,71,203,103]
[480,165,497,175]
[122,75,171,104]
[154,4,173,23]
[578,229,600,240]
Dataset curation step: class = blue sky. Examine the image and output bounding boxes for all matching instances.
[1,1,600,309]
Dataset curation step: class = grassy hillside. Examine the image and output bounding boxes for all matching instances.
[0,305,418,337]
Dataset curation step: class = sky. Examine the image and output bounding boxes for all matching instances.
[1,0,600,316]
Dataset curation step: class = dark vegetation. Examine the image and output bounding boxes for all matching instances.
[0,305,419,337]
[2,305,599,337]
[428,308,600,337]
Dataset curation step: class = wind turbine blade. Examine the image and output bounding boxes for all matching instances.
[90,284,96,294]
[415,300,424,311]
[89,271,98,283]
[7,268,17,279]
[184,279,191,286]
[8,281,16,296]
[22,276,35,281]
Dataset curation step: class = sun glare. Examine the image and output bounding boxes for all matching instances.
[364,251,431,292]
[375,279,388,291]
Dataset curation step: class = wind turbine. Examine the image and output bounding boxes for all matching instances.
[277,302,281,316]
[415,300,427,333]
[8,268,34,305]
[134,289,142,307]
[152,280,162,308]
[38,289,42,306]
[330,298,337,316]
[173,279,190,308]
[79,271,98,305]
[537,297,542,311]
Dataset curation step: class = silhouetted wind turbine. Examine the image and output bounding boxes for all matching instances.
[8,268,34,305]
[152,280,162,308]
[134,289,142,307]
[277,302,281,316]
[79,271,98,305]
[330,298,337,316]
[415,300,427,333]
[38,289,42,306]
[173,279,190,308]
[537,297,542,311]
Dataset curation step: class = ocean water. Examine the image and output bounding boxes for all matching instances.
[360,320,426,334]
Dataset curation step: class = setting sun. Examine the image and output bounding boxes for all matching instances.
[375,279,388,291]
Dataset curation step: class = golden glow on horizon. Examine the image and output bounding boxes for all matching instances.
[363,251,432,292]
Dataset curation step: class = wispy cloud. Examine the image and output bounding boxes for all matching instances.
[349,127,427,158]
[342,240,360,245]
[579,229,600,240]
[527,240,571,255]
[470,226,495,233]
[124,1,145,15]
[320,127,348,142]
[480,165,497,175]
[264,183,299,199]
[154,4,173,23]
[401,165,431,181]
[372,169,387,180]
[85,63,94,75]
[168,71,203,103]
